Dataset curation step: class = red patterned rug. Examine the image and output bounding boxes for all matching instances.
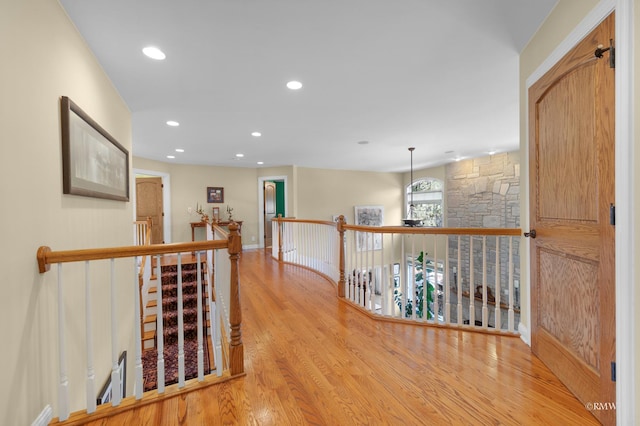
[142,262,212,391]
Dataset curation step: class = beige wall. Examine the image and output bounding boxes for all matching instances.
[0,0,133,423]
[295,167,404,225]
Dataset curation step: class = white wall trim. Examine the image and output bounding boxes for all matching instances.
[518,322,530,346]
[31,405,52,426]
[257,176,288,249]
[133,168,173,243]
[614,1,635,424]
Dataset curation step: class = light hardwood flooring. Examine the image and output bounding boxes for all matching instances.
[84,249,598,425]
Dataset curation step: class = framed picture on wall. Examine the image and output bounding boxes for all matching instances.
[354,205,383,251]
[207,187,224,203]
[60,96,129,201]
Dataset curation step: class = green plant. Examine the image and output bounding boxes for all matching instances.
[393,251,435,319]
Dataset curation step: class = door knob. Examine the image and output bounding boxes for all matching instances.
[524,229,537,238]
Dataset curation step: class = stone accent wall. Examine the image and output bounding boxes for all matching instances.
[445,152,521,312]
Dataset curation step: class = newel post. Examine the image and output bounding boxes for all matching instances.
[337,215,346,298]
[277,214,283,262]
[227,222,244,375]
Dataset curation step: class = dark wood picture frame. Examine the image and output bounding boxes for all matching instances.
[207,186,224,203]
[60,96,130,201]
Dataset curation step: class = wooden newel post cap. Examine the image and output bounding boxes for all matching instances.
[37,246,51,274]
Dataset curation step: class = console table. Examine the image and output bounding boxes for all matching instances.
[190,221,243,241]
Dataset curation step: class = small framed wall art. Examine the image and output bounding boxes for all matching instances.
[207,187,224,203]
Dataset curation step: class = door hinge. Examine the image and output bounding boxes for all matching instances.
[595,39,615,68]
[609,204,615,226]
[611,361,616,382]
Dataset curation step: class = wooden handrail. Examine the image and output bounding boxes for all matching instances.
[37,240,228,273]
[273,216,521,236]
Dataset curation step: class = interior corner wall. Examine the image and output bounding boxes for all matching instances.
[0,1,133,423]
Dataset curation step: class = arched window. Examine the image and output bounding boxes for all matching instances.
[406,178,443,227]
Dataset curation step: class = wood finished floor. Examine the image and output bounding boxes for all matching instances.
[88,249,598,425]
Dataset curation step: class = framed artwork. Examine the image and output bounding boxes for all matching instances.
[212,207,220,222]
[97,351,127,405]
[60,96,129,201]
[207,187,224,203]
[354,205,383,251]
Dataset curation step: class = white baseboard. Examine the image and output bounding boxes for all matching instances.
[518,322,530,346]
[242,244,259,250]
[31,405,52,426]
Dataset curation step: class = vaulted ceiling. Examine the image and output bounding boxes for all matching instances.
[60,0,557,172]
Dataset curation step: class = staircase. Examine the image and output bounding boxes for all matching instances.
[141,255,214,391]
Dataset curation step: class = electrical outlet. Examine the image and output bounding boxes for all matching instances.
[251,236,256,242]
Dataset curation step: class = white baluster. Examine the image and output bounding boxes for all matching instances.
[494,237,502,331]
[469,236,475,327]
[401,235,407,319]
[133,258,143,399]
[57,265,70,421]
[156,255,165,393]
[196,252,204,380]
[85,261,96,414]
[445,236,451,324]
[177,255,185,387]
[456,237,463,325]
[508,237,515,332]
[110,259,121,406]
[431,234,438,323]
[482,237,488,329]
[411,236,416,320]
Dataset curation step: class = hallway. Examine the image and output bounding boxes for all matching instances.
[87,249,598,425]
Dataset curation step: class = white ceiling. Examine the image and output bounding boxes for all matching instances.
[60,0,557,173]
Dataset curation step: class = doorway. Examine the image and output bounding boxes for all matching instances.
[258,176,287,249]
[527,13,615,425]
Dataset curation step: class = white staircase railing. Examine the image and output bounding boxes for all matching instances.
[36,224,243,422]
[273,217,521,334]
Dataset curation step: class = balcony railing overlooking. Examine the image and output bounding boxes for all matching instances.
[273,216,521,333]
[35,222,243,422]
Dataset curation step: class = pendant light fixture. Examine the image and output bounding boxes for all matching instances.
[403,147,423,227]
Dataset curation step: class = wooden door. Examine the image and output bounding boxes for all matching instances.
[528,13,615,425]
[136,177,164,244]
[264,181,276,248]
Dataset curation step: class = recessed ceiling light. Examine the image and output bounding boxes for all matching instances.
[166,120,179,127]
[488,150,496,155]
[251,131,262,137]
[143,46,166,60]
[236,153,244,158]
[175,148,184,153]
[257,161,264,165]
[286,80,303,90]
[166,155,175,159]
